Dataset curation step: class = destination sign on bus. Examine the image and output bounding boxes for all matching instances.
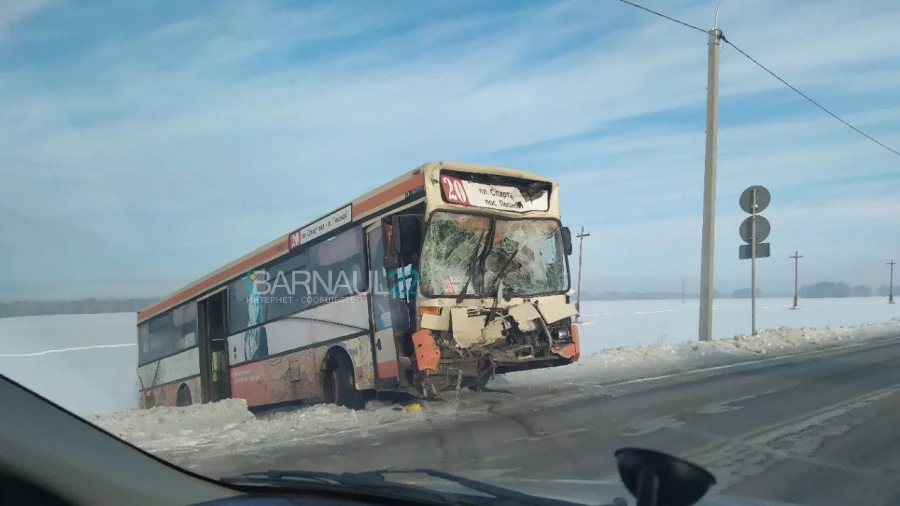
[288,204,352,249]
[440,175,549,212]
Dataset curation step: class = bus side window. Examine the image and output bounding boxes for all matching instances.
[173,303,198,351]
[147,313,174,362]
[138,323,150,363]
[391,215,422,266]
[311,227,367,298]
[368,227,392,331]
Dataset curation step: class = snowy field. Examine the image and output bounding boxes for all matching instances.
[1,296,899,459]
[88,318,900,465]
[0,312,137,416]
[578,296,900,355]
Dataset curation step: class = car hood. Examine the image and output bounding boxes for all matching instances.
[397,476,801,506]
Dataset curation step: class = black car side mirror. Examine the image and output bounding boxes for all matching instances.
[561,227,573,256]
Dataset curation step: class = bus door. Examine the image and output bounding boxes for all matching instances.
[380,215,421,387]
[366,223,401,388]
[198,289,230,403]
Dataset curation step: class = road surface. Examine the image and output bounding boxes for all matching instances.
[176,337,900,505]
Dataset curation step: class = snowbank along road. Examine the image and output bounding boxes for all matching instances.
[97,328,900,506]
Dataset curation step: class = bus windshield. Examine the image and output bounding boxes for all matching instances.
[419,211,569,298]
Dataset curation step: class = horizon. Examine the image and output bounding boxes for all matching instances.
[2,279,897,304]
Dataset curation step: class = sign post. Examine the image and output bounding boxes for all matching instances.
[790,251,803,310]
[889,260,896,304]
[739,185,771,336]
[575,227,590,321]
[751,192,757,335]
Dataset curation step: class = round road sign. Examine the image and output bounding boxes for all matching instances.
[739,185,771,214]
[739,215,771,244]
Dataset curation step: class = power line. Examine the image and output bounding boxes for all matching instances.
[721,36,900,159]
[616,0,706,34]
[616,0,900,159]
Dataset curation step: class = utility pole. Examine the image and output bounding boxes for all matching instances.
[889,260,896,304]
[750,190,758,335]
[698,1,723,342]
[790,251,803,310]
[575,227,591,319]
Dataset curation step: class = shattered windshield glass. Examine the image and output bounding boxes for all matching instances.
[419,212,568,298]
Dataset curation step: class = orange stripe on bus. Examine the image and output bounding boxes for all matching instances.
[355,172,425,215]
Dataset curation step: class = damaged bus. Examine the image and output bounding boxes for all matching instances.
[136,161,580,410]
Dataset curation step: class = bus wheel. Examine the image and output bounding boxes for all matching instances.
[326,354,365,410]
[467,368,492,391]
[176,384,192,407]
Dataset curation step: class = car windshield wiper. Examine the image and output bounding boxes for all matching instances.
[485,244,521,323]
[358,468,583,505]
[221,468,582,505]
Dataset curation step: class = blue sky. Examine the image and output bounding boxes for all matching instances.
[1,0,899,300]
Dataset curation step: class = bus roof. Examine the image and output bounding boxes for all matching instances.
[136,161,554,323]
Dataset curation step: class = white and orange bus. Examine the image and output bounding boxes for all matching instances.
[136,161,580,410]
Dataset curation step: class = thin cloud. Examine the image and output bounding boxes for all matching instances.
[0,0,53,41]
[1,0,899,296]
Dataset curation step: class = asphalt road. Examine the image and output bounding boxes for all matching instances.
[183,337,900,505]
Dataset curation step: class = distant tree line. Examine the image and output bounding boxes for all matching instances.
[877,285,899,297]
[732,288,762,299]
[583,283,899,301]
[797,282,891,298]
[0,298,156,319]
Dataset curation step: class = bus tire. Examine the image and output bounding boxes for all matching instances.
[326,353,365,410]
[176,384,192,407]
[467,369,492,391]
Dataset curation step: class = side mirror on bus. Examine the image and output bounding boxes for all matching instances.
[391,215,422,259]
[561,227,573,256]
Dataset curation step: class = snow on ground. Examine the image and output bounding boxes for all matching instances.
[88,397,471,463]
[86,318,900,462]
[505,318,900,389]
[0,313,138,416]
[578,296,900,355]
[1,296,899,455]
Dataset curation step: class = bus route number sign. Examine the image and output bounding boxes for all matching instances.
[441,175,470,206]
[288,204,353,250]
[441,174,550,212]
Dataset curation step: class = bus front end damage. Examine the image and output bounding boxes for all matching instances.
[410,296,580,396]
